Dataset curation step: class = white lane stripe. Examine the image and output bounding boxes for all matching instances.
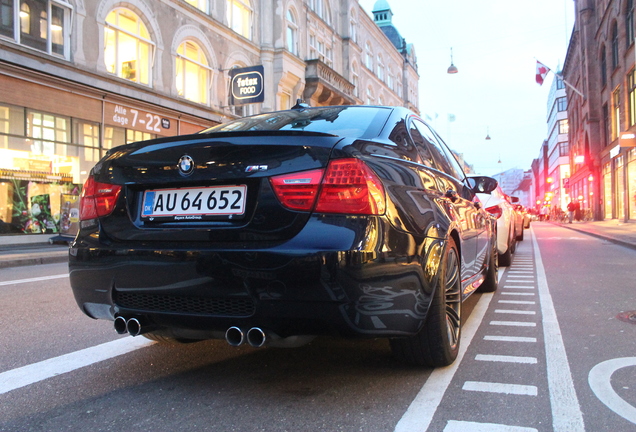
[463,381,538,396]
[444,420,538,432]
[0,274,68,286]
[394,292,498,431]
[501,292,535,296]
[503,286,535,289]
[495,309,536,315]
[490,321,536,327]
[532,231,585,430]
[498,300,536,305]
[0,337,154,395]
[475,354,537,364]
[484,335,537,343]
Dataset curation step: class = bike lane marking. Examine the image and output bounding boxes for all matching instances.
[588,357,636,424]
[532,232,586,431]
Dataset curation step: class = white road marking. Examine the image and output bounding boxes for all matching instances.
[532,232,585,431]
[495,309,536,315]
[0,337,154,395]
[588,357,636,424]
[444,420,538,432]
[490,321,536,327]
[393,277,501,431]
[484,336,537,343]
[475,354,537,364]
[501,292,535,296]
[502,286,535,289]
[498,300,536,305]
[0,274,68,286]
[462,381,538,396]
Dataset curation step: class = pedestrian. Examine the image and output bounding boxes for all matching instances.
[567,200,576,223]
[540,205,549,221]
[574,200,582,222]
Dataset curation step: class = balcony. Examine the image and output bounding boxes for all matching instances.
[303,59,355,106]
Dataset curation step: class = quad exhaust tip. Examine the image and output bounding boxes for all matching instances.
[113,316,152,337]
[225,326,267,347]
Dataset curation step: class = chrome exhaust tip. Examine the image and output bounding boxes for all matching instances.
[225,326,245,346]
[114,316,128,334]
[126,318,143,337]
[246,327,266,348]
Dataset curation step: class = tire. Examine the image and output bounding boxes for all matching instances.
[390,237,462,367]
[516,227,524,241]
[478,241,498,293]
[498,244,512,267]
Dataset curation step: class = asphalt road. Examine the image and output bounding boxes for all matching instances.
[0,223,634,431]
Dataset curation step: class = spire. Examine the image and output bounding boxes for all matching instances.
[372,0,393,26]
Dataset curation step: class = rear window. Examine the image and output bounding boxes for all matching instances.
[201,106,389,138]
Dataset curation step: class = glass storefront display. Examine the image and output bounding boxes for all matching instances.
[630,149,636,220]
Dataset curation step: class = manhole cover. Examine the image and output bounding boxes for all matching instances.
[616,311,636,324]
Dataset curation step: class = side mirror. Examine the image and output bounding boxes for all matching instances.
[466,176,498,194]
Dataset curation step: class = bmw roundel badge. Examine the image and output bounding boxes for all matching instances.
[178,155,194,176]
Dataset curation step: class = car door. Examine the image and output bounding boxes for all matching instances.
[410,118,488,279]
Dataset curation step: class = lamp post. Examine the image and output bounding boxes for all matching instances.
[447,48,458,74]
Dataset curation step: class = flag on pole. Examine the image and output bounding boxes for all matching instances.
[536,61,550,85]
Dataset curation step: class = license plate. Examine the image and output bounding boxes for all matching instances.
[141,185,246,220]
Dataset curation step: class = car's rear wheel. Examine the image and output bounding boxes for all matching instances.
[390,237,462,367]
[498,245,512,267]
[479,241,498,293]
[516,227,524,241]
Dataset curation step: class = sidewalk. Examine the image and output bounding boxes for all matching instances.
[548,219,636,250]
[1,220,636,269]
[0,234,69,269]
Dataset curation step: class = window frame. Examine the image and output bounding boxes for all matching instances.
[227,0,252,40]
[175,40,211,105]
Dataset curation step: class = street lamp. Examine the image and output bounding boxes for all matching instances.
[447,48,458,74]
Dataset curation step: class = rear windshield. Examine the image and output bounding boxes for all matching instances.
[201,106,390,138]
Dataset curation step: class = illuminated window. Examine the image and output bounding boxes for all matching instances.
[176,41,210,105]
[4,0,70,57]
[27,110,69,156]
[612,87,621,140]
[227,0,252,39]
[286,9,297,55]
[184,0,207,13]
[126,129,155,144]
[104,8,154,86]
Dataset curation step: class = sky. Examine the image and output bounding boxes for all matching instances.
[358,0,575,176]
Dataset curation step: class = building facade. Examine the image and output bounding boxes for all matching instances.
[544,74,571,212]
[0,0,418,235]
[563,0,636,221]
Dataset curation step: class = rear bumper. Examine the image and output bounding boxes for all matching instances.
[69,222,439,339]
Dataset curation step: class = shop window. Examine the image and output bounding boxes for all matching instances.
[0,0,70,57]
[184,0,207,13]
[27,110,69,156]
[227,0,252,40]
[286,9,297,55]
[104,8,154,86]
[72,120,100,164]
[126,129,155,144]
[176,40,210,105]
[104,126,126,151]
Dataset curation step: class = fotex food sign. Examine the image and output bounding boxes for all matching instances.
[229,65,264,105]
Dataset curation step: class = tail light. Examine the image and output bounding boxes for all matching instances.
[79,176,122,221]
[485,205,503,219]
[270,158,386,215]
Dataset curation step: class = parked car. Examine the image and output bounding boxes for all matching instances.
[476,186,519,266]
[509,196,526,241]
[69,105,499,368]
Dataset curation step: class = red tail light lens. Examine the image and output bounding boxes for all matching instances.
[269,169,323,211]
[315,159,385,215]
[271,158,385,215]
[485,205,503,219]
[79,176,122,221]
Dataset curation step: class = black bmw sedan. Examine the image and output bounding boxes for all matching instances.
[69,105,499,367]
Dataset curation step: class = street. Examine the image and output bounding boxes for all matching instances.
[1,222,635,432]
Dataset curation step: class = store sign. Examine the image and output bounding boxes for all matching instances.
[619,133,636,148]
[610,145,621,158]
[229,66,264,105]
[105,103,176,136]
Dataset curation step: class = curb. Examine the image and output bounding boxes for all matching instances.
[0,253,68,269]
